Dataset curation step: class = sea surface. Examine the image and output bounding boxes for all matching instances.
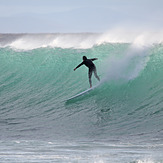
[0,33,163,163]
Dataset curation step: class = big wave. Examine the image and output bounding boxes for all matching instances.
[0,33,162,143]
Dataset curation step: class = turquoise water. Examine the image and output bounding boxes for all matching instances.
[0,34,163,162]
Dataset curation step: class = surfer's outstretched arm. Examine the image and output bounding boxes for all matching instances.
[74,62,84,71]
[91,58,98,61]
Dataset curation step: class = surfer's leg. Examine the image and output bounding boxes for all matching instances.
[88,69,92,88]
[94,67,100,81]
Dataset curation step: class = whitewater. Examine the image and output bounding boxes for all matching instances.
[0,33,163,163]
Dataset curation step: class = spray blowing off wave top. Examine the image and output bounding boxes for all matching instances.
[0,29,163,50]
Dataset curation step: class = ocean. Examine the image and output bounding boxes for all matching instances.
[0,33,163,163]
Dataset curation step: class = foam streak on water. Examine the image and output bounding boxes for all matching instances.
[0,140,162,163]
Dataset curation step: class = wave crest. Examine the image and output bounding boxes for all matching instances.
[1,30,163,50]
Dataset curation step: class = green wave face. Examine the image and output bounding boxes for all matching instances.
[0,35,163,143]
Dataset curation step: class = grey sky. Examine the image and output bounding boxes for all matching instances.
[0,0,162,33]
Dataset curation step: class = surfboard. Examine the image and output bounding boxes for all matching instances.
[66,83,100,101]
[67,87,93,101]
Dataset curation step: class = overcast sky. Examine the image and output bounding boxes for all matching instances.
[0,0,163,33]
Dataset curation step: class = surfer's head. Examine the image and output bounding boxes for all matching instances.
[83,56,87,61]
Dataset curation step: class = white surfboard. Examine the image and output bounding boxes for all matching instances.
[67,88,92,100]
[67,84,99,101]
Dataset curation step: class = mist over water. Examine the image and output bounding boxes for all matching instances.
[1,28,163,50]
[0,33,163,162]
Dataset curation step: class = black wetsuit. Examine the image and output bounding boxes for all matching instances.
[75,58,100,87]
[75,58,96,69]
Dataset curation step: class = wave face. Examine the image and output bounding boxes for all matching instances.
[0,34,163,145]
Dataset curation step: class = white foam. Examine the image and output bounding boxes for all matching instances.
[101,43,150,82]
[1,29,163,50]
[137,159,155,163]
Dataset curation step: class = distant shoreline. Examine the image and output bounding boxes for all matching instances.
[0,32,102,35]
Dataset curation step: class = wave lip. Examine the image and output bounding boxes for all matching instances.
[0,33,101,50]
[1,30,163,50]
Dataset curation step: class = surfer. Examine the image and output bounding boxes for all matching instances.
[74,56,100,88]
